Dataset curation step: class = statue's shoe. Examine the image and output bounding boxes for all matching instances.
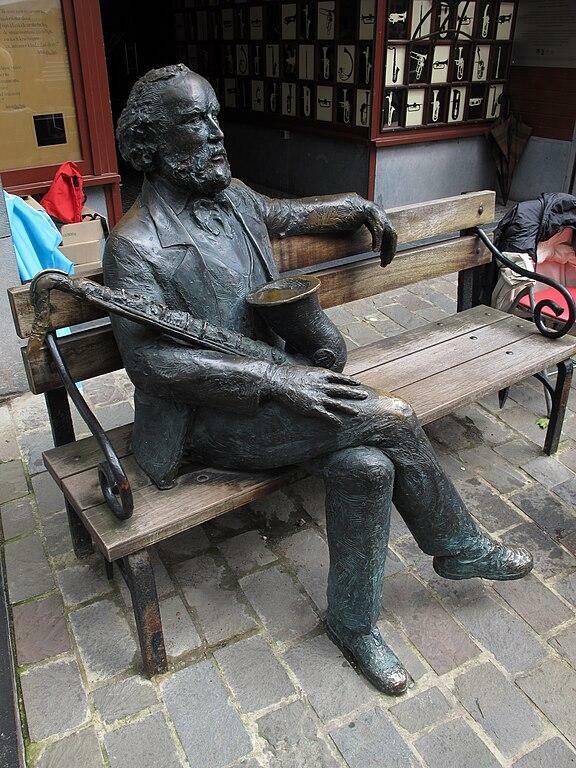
[326,622,409,696]
[433,543,533,581]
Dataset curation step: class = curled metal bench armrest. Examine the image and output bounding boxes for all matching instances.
[474,227,576,339]
[45,333,133,521]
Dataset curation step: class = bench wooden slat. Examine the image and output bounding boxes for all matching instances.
[43,423,133,484]
[8,191,495,340]
[23,325,123,395]
[22,235,491,394]
[389,333,576,422]
[316,235,489,309]
[84,466,298,561]
[345,305,506,375]
[274,190,495,271]
[356,316,538,392]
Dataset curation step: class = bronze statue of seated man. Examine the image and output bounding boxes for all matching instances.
[105,64,532,695]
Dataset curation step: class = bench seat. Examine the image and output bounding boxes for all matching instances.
[43,305,576,563]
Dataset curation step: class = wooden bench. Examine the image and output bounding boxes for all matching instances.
[8,190,576,677]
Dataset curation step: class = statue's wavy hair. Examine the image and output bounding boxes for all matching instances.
[116,63,191,172]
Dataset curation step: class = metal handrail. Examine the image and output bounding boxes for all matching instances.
[474,227,576,339]
[45,333,133,520]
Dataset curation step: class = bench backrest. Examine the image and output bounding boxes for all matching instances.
[8,190,495,395]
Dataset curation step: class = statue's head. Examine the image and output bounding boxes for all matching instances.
[116,64,231,196]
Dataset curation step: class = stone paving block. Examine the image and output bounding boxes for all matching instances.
[397,292,433,311]
[390,686,452,733]
[498,405,550,445]
[330,706,420,767]
[549,624,576,667]
[449,592,547,674]
[31,472,64,517]
[249,490,301,532]
[239,566,318,643]
[427,291,457,313]
[494,438,541,465]
[454,404,517,446]
[424,414,480,451]
[69,599,137,682]
[454,476,522,533]
[276,528,329,611]
[92,676,158,724]
[4,534,54,603]
[559,446,576,473]
[18,429,53,476]
[204,510,255,540]
[377,618,428,682]
[174,554,257,644]
[36,727,104,768]
[510,484,575,540]
[324,305,358,325]
[553,478,576,508]
[383,573,481,675]
[287,475,326,527]
[0,496,35,539]
[41,510,73,557]
[340,321,385,346]
[458,444,529,494]
[556,572,576,606]
[0,404,18,462]
[214,634,294,713]
[0,460,27,503]
[493,574,573,634]
[414,718,501,768]
[257,700,340,768]
[162,660,252,768]
[13,594,69,664]
[92,401,134,432]
[21,659,89,741]
[160,594,202,657]
[157,525,210,562]
[218,530,277,575]
[513,737,576,767]
[453,661,545,758]
[104,712,182,768]
[284,634,376,722]
[10,394,50,434]
[377,305,427,330]
[516,659,576,747]
[56,561,113,606]
[417,306,449,322]
[504,523,576,580]
[385,548,408,578]
[521,456,574,489]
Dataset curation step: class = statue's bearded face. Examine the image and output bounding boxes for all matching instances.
[155,73,231,196]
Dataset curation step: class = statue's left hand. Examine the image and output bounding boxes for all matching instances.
[362,201,398,267]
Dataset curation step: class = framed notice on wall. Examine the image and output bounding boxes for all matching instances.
[0,0,82,171]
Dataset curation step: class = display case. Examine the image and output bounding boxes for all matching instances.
[171,0,518,147]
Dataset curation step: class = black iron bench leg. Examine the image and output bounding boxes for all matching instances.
[545,359,574,456]
[119,549,167,677]
[65,500,95,559]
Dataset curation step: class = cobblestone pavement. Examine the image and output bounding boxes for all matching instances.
[2,273,576,768]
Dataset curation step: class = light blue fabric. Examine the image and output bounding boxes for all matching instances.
[4,191,74,282]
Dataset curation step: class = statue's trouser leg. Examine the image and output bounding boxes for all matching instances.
[307,446,395,635]
[357,398,489,560]
[189,391,490,632]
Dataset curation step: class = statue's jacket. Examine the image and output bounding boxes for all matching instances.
[103,177,281,488]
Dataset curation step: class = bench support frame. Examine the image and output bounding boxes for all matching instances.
[545,359,574,456]
[118,549,167,676]
[45,387,94,559]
